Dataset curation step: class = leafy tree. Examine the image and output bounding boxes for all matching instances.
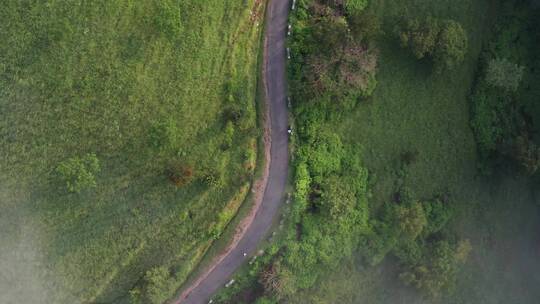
[434,20,468,71]
[56,153,100,193]
[398,16,441,59]
[485,58,525,92]
[398,17,468,71]
[344,0,369,15]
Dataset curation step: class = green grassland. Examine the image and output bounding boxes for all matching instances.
[0,1,264,303]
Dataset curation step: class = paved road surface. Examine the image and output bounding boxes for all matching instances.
[176,1,289,303]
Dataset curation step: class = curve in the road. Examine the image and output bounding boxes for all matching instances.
[174,1,290,303]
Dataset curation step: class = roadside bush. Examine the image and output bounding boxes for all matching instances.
[56,153,100,193]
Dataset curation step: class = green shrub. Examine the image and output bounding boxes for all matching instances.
[56,153,100,193]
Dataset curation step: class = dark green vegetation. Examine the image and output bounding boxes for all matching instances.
[215,0,540,303]
[470,4,540,175]
[0,1,264,303]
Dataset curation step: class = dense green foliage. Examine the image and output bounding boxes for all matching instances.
[288,0,379,108]
[216,0,540,304]
[0,1,264,303]
[469,5,540,176]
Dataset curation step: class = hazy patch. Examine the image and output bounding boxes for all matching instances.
[0,187,55,304]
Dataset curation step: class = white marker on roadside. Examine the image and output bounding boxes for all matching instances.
[225,279,235,288]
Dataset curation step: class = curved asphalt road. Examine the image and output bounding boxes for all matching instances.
[176,1,289,303]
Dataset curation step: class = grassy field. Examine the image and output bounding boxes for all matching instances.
[284,0,540,303]
[0,1,264,303]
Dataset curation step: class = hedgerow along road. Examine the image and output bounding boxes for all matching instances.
[174,0,290,303]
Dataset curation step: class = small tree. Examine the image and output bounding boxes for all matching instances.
[56,153,100,193]
[434,20,468,72]
[485,58,525,92]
